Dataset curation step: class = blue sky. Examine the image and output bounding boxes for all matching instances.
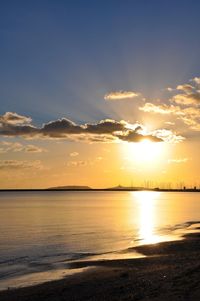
[1,0,200,125]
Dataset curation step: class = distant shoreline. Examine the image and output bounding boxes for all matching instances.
[0,188,200,192]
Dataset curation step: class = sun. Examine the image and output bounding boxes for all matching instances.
[122,139,165,166]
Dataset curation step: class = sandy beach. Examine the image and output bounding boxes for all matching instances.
[0,232,200,301]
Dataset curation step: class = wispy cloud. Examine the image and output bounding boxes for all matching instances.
[165,121,175,125]
[139,76,200,132]
[172,93,200,106]
[24,145,46,153]
[0,141,23,152]
[104,90,140,100]
[66,156,103,168]
[139,103,180,115]
[69,152,79,157]
[66,160,87,167]
[0,141,46,153]
[0,160,43,170]
[172,78,200,106]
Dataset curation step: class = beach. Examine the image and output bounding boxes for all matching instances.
[1,232,200,301]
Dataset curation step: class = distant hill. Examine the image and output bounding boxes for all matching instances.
[48,185,92,190]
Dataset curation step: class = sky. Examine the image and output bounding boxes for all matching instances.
[1,0,200,188]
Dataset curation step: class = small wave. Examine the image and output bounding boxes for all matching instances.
[0,256,29,265]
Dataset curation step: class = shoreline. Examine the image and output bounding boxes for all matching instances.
[1,232,200,301]
[0,189,200,192]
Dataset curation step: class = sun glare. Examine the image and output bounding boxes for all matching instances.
[123,139,165,166]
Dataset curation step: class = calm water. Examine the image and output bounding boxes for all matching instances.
[0,191,200,290]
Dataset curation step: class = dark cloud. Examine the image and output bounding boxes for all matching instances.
[0,112,165,143]
[85,119,126,134]
[0,123,39,137]
[116,130,162,143]
[40,118,127,137]
[41,118,83,137]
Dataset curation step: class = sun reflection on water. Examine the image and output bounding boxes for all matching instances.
[135,191,161,244]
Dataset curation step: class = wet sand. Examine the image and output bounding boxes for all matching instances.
[0,233,200,301]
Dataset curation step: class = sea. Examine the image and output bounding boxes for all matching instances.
[0,191,200,290]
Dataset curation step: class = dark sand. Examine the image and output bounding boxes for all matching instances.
[1,233,200,301]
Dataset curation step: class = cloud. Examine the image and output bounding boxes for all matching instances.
[0,123,39,137]
[168,79,200,106]
[84,119,127,134]
[40,118,128,139]
[66,156,103,167]
[0,160,43,170]
[165,121,175,125]
[104,90,140,100]
[39,118,130,138]
[0,113,167,143]
[70,152,79,157]
[168,158,189,164]
[143,78,200,129]
[96,156,103,161]
[0,141,46,153]
[66,160,87,167]
[139,76,200,133]
[0,141,23,152]
[139,103,180,115]
[24,145,46,153]
[191,77,200,85]
[152,129,185,143]
[166,87,173,92]
[82,134,116,143]
[116,130,162,143]
[140,102,200,120]
[0,112,32,125]
[41,118,82,137]
[176,84,194,93]
[172,92,200,106]
[0,148,6,154]
[179,116,200,131]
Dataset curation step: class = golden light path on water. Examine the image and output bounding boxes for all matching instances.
[134,191,161,244]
